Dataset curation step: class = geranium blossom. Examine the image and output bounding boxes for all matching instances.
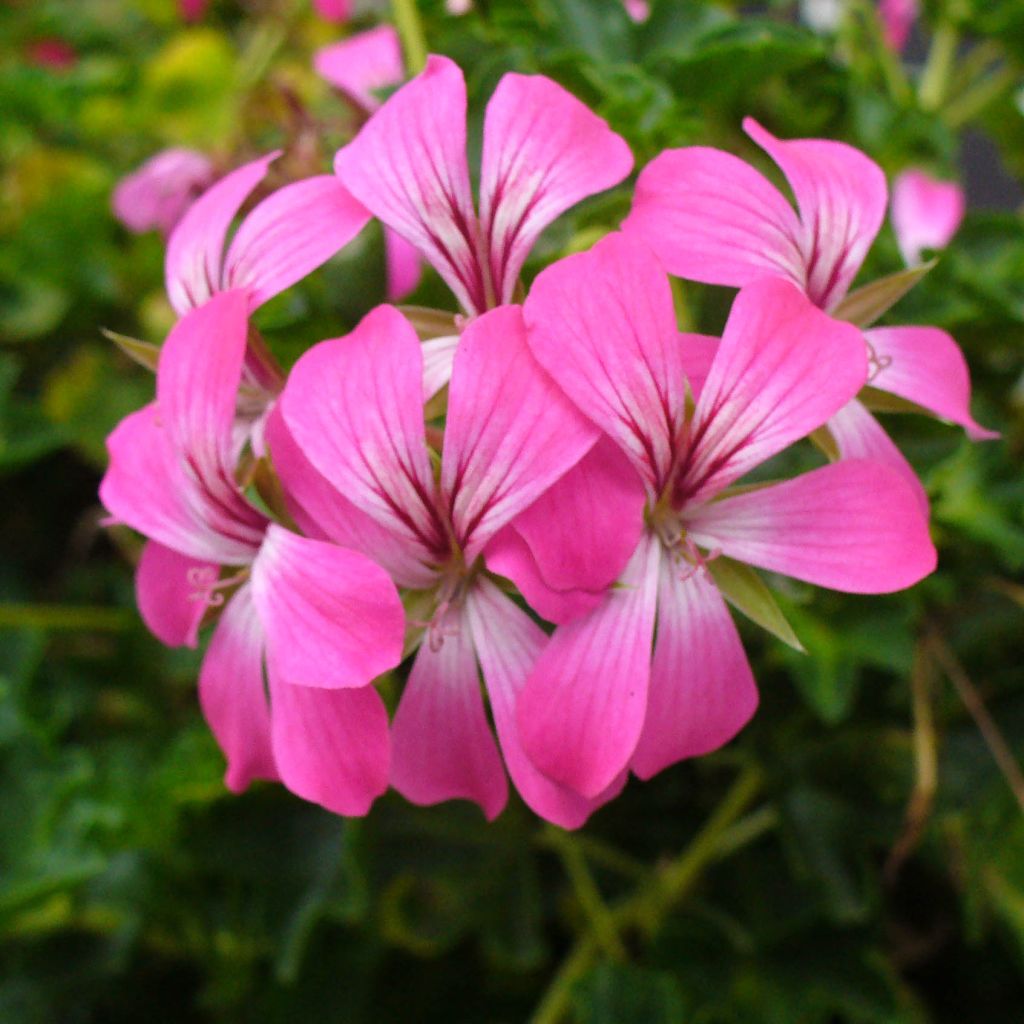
[511,232,936,797]
[112,148,216,236]
[314,26,421,300]
[879,0,918,51]
[334,55,633,318]
[100,291,405,814]
[624,117,995,506]
[276,302,628,827]
[891,168,965,266]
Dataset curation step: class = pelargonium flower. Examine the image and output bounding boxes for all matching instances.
[623,117,996,506]
[879,0,918,51]
[314,26,421,301]
[112,148,216,237]
[892,168,965,267]
[163,151,372,445]
[165,151,370,317]
[511,232,937,798]
[276,303,628,827]
[100,291,405,814]
[333,55,632,387]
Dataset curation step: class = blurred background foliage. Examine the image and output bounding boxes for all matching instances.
[2,0,1023,1020]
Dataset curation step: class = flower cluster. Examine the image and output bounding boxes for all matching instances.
[103,52,994,827]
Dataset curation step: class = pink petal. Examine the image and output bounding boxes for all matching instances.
[112,148,215,236]
[866,325,996,440]
[827,399,929,515]
[467,580,620,828]
[280,305,443,562]
[100,404,264,564]
[630,556,757,779]
[224,176,371,311]
[265,408,437,588]
[479,73,633,304]
[682,278,866,501]
[523,232,689,491]
[268,665,390,816]
[623,146,805,293]
[484,525,605,625]
[135,540,213,648]
[623,0,650,20]
[504,435,645,595]
[879,0,918,51]
[165,152,278,315]
[198,584,279,792]
[157,290,246,480]
[313,0,353,21]
[390,610,508,820]
[250,524,404,689]
[744,118,888,311]
[891,169,965,266]
[687,460,938,594]
[422,334,459,401]
[178,0,208,20]
[442,305,599,559]
[314,26,404,113]
[517,534,661,798]
[385,227,423,301]
[334,56,486,313]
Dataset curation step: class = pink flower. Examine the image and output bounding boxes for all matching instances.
[313,0,352,21]
[334,55,633,317]
[178,0,208,21]
[879,0,918,51]
[277,302,624,827]
[112,148,216,237]
[623,0,650,21]
[510,232,936,797]
[28,38,77,70]
[314,27,422,301]
[892,168,965,266]
[100,292,405,814]
[165,151,370,316]
[624,117,996,509]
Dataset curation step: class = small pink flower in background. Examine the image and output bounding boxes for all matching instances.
[278,303,628,827]
[313,0,352,21]
[334,55,633,317]
[178,0,208,21]
[510,233,936,798]
[892,168,965,266]
[315,26,422,300]
[446,0,473,13]
[625,116,996,508]
[100,292,405,814]
[623,0,650,22]
[112,148,216,236]
[28,38,77,70]
[879,0,918,51]
[314,26,404,115]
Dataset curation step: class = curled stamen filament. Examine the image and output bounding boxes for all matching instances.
[187,566,248,607]
[677,537,722,583]
[865,338,893,383]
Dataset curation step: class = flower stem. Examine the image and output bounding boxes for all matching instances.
[919,22,960,111]
[544,826,628,961]
[392,0,428,75]
[529,764,763,1024]
[945,63,1020,128]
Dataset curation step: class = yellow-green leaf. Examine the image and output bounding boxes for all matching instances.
[102,329,160,373]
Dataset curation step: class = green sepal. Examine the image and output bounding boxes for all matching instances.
[831,260,936,327]
[102,328,161,372]
[709,556,805,652]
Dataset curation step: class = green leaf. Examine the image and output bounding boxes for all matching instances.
[709,557,804,652]
[832,261,936,327]
[572,963,685,1024]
